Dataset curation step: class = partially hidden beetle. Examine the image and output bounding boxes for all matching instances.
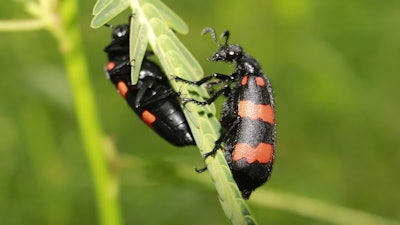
[104,23,195,146]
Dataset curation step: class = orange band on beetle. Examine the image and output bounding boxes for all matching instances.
[238,100,274,124]
[241,75,249,85]
[117,81,128,99]
[106,61,115,71]
[142,110,156,128]
[255,77,266,86]
[233,143,273,164]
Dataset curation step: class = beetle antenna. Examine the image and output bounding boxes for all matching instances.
[202,27,221,47]
[221,30,230,46]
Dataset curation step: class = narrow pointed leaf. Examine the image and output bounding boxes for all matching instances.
[129,14,148,84]
[91,0,129,28]
[93,0,111,15]
[139,0,188,34]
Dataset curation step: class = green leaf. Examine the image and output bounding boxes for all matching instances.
[128,14,148,84]
[91,0,130,28]
[92,0,111,15]
[138,0,188,34]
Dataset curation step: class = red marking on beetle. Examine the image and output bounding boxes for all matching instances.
[233,143,273,163]
[255,77,266,86]
[142,110,156,128]
[241,75,249,85]
[117,81,128,99]
[238,100,275,124]
[106,61,115,71]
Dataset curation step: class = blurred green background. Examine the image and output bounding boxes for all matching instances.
[1,0,400,224]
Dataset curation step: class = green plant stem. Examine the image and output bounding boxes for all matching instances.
[47,1,122,225]
[0,19,44,31]
[62,38,122,225]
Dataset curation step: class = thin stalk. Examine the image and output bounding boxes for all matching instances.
[44,0,123,225]
[0,0,123,223]
[0,19,44,31]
